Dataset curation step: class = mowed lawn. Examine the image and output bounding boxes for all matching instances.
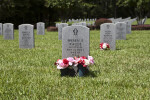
[0,29,150,100]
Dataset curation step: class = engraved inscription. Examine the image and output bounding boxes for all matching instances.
[67,39,84,57]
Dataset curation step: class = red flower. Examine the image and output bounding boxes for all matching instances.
[80,59,85,66]
[80,56,87,59]
[78,59,83,64]
[100,43,103,49]
[63,59,69,64]
[106,43,110,48]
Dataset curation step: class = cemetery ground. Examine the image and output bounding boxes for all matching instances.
[0,30,150,99]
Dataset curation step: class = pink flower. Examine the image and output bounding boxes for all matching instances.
[74,57,81,66]
[88,56,94,65]
[56,59,69,69]
[67,57,74,66]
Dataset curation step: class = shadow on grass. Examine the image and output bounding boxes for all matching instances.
[85,71,98,77]
[116,48,121,50]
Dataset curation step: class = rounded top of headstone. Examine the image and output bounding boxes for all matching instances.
[64,25,89,30]
[3,23,14,25]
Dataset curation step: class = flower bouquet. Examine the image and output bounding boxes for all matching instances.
[55,56,94,77]
[100,43,110,50]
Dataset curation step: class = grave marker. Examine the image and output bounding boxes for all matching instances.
[0,23,2,35]
[37,22,45,35]
[3,23,14,40]
[115,22,126,40]
[125,21,131,34]
[19,24,34,48]
[100,23,116,50]
[62,25,89,58]
[58,23,68,40]
[79,22,86,26]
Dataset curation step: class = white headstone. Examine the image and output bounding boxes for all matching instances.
[19,24,34,48]
[0,23,2,35]
[3,23,14,40]
[58,23,68,40]
[62,25,89,58]
[79,22,86,26]
[115,22,126,40]
[100,23,116,50]
[37,22,45,35]
[125,21,132,34]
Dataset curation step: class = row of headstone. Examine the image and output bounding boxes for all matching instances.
[68,18,96,23]
[72,22,87,26]
[137,16,147,25]
[56,21,95,28]
[0,22,45,49]
[109,17,137,24]
[0,22,45,38]
[100,21,132,50]
[61,21,130,57]
[61,22,130,75]
[19,22,45,48]
[58,22,94,40]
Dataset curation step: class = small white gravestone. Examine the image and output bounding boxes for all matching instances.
[0,23,2,35]
[79,22,86,26]
[72,23,80,26]
[125,21,132,34]
[58,23,68,40]
[62,25,89,58]
[3,23,14,40]
[37,22,45,35]
[100,23,116,50]
[115,22,126,40]
[19,24,34,48]
[131,18,137,23]
[56,23,59,28]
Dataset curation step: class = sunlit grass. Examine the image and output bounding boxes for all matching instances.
[0,30,150,99]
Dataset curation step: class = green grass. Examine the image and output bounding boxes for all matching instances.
[0,30,150,99]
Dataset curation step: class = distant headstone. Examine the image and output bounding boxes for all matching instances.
[100,23,116,50]
[62,25,89,58]
[37,22,45,35]
[115,22,126,40]
[3,23,14,40]
[87,23,91,26]
[116,18,122,22]
[87,18,89,22]
[142,16,147,25]
[131,17,137,23]
[19,24,34,48]
[79,22,86,26]
[125,21,131,34]
[109,18,114,21]
[0,23,2,35]
[68,19,71,22]
[72,23,80,26]
[56,23,59,28]
[58,23,68,40]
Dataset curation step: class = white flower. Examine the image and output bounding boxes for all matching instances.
[69,62,73,66]
[102,43,107,49]
[84,59,90,66]
[57,65,65,69]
